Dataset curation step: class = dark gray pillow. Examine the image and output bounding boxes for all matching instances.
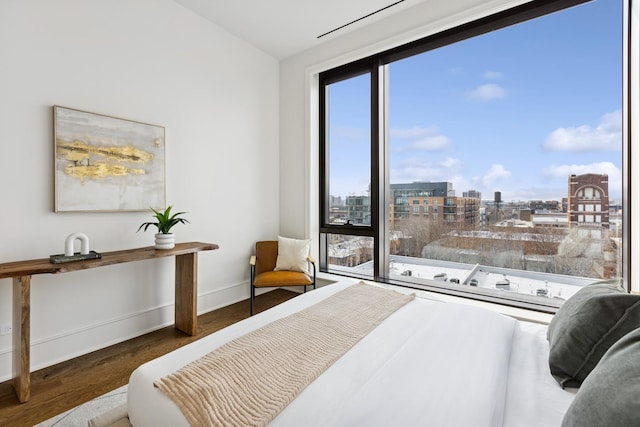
[562,327,640,427]
[547,279,640,388]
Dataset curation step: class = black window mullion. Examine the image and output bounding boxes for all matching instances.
[370,62,381,281]
[319,66,375,235]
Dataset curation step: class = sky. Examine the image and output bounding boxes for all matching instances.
[328,0,622,203]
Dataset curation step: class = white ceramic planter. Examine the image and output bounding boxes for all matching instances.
[155,233,175,250]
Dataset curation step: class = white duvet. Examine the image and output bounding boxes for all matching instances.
[128,280,575,427]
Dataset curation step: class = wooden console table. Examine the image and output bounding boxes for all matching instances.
[0,241,218,403]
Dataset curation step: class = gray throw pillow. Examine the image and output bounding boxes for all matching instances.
[547,279,640,388]
[562,327,640,427]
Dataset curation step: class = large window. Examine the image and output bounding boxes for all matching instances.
[319,0,626,311]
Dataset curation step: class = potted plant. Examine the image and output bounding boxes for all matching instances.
[137,206,189,249]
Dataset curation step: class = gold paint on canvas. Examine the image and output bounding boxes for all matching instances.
[64,163,146,183]
[56,139,153,183]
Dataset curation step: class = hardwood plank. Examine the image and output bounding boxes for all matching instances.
[0,289,297,427]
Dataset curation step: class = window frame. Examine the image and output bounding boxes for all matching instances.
[318,0,631,312]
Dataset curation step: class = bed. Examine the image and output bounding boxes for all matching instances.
[127,279,592,427]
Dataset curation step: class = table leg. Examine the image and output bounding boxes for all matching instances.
[12,275,30,403]
[175,253,197,336]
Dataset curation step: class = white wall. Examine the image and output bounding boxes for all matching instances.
[0,0,279,381]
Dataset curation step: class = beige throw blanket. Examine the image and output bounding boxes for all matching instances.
[154,282,415,426]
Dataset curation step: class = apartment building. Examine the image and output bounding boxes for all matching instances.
[567,173,610,229]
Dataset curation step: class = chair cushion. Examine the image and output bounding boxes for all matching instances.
[274,236,311,273]
[254,270,313,288]
[561,327,640,427]
[547,279,640,388]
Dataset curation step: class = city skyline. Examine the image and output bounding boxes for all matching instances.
[328,0,622,203]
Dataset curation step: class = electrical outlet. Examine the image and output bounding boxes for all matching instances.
[0,324,12,336]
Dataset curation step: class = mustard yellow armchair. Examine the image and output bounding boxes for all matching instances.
[250,240,316,315]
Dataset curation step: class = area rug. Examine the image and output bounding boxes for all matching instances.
[35,385,128,427]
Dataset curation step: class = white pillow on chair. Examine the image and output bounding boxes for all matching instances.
[274,236,311,273]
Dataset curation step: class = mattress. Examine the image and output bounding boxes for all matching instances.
[128,280,576,426]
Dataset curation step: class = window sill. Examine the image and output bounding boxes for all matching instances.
[317,272,553,325]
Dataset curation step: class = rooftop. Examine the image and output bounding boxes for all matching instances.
[334,254,597,306]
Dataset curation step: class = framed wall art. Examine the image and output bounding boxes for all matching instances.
[53,106,166,212]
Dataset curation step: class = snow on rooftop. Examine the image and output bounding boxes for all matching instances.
[337,255,598,302]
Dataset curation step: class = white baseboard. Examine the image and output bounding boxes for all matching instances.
[0,281,252,383]
[0,277,342,383]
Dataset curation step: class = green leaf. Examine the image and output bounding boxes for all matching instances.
[137,205,189,234]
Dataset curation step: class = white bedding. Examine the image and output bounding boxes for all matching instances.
[128,280,576,427]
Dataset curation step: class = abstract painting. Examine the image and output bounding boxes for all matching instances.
[54,106,165,212]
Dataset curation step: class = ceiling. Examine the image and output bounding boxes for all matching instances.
[173,0,430,59]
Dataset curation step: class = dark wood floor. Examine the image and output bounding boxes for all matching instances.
[0,289,298,427]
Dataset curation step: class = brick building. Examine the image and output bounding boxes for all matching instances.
[567,173,609,229]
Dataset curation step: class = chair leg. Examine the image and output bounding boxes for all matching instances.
[250,264,255,316]
[312,262,316,289]
[250,284,255,316]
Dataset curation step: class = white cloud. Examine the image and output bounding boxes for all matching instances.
[543,161,620,179]
[390,155,463,184]
[409,135,450,151]
[391,143,439,183]
[391,125,452,151]
[468,83,507,102]
[543,109,621,152]
[484,71,503,79]
[391,157,441,183]
[440,157,461,169]
[543,161,622,198]
[482,164,511,188]
[391,126,438,139]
